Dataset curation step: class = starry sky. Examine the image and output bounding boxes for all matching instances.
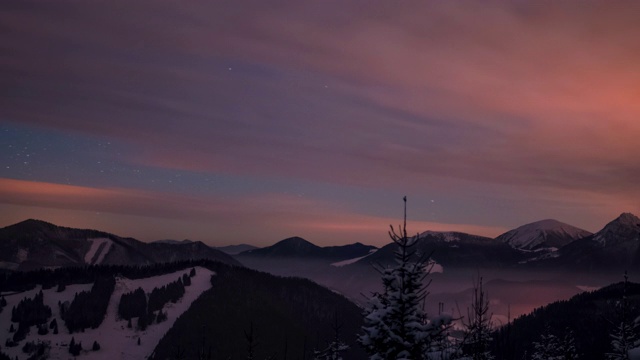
[2,1,640,247]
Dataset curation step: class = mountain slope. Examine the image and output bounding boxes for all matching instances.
[492,280,640,360]
[0,219,240,270]
[549,213,640,271]
[496,219,591,250]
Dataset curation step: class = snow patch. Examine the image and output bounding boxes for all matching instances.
[84,238,113,265]
[576,285,600,292]
[331,249,377,267]
[420,231,460,242]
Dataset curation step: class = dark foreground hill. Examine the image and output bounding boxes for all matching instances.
[150,263,366,360]
[492,280,640,360]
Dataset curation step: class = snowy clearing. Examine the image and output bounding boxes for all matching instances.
[0,267,214,360]
[331,249,377,267]
[84,238,113,265]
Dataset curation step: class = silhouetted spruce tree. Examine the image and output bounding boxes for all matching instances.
[607,272,637,360]
[360,197,451,359]
[69,337,76,355]
[37,323,48,335]
[244,322,258,360]
[92,340,101,351]
[138,312,148,331]
[458,276,494,360]
[313,311,349,360]
[156,310,167,323]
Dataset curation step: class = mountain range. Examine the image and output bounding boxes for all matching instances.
[1,213,640,273]
[237,236,376,261]
[0,219,240,271]
[335,213,640,272]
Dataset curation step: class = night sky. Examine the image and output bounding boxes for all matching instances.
[2,1,640,246]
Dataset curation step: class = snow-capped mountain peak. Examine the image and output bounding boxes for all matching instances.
[593,212,640,246]
[496,219,591,251]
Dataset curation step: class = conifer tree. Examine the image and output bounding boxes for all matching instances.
[313,311,349,360]
[359,197,450,359]
[607,272,637,360]
[458,276,494,360]
[244,322,258,360]
[531,326,578,360]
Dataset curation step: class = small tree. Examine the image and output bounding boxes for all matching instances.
[607,272,637,360]
[182,273,191,286]
[359,197,451,359]
[458,276,494,360]
[92,340,101,351]
[244,322,258,360]
[313,311,349,360]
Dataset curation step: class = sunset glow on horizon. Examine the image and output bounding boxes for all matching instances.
[2,1,640,246]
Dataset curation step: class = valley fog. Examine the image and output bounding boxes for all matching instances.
[236,256,626,322]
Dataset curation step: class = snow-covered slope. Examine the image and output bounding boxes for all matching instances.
[84,238,113,265]
[496,219,591,251]
[0,267,214,360]
[593,212,640,246]
[331,249,378,267]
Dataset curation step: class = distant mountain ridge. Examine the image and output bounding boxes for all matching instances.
[356,231,523,269]
[237,236,377,261]
[547,212,640,270]
[0,219,240,270]
[496,219,591,250]
[4,213,640,274]
[214,243,259,255]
